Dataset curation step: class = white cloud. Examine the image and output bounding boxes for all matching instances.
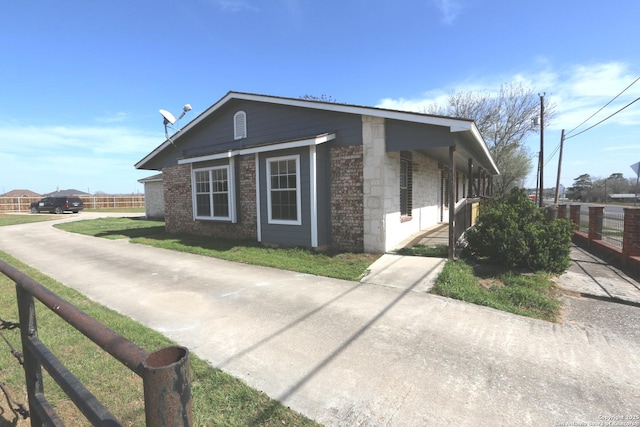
[376,61,640,132]
[432,0,464,25]
[95,112,129,123]
[2,124,160,156]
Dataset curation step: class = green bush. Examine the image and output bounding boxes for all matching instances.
[463,189,573,274]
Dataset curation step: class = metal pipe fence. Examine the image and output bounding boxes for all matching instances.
[0,259,192,426]
[602,210,625,248]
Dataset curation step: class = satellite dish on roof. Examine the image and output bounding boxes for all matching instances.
[159,109,176,125]
[159,104,192,147]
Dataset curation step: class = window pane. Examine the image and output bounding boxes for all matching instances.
[213,193,229,217]
[196,194,211,217]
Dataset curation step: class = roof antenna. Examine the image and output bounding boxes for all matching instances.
[159,104,192,146]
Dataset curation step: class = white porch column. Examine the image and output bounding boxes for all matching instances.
[362,115,389,253]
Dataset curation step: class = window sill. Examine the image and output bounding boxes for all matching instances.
[194,217,233,222]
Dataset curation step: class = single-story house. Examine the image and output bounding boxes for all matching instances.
[609,194,639,203]
[1,189,41,197]
[44,189,92,197]
[135,91,499,254]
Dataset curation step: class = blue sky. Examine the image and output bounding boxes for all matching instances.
[1,0,639,195]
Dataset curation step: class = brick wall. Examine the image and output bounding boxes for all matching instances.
[162,157,258,239]
[330,145,364,252]
[163,164,193,233]
[623,208,640,259]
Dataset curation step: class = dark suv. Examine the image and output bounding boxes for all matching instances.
[30,197,84,214]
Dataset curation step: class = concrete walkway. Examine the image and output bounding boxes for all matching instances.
[368,223,640,307]
[0,214,639,426]
[560,245,640,305]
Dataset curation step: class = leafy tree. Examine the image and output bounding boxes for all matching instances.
[605,173,630,195]
[568,174,592,201]
[300,94,338,103]
[464,188,573,274]
[427,81,555,195]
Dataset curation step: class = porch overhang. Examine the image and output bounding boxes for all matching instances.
[384,119,499,177]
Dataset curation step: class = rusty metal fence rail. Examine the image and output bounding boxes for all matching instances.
[0,259,192,426]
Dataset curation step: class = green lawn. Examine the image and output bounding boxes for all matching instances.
[0,213,59,226]
[431,260,562,322]
[54,217,379,281]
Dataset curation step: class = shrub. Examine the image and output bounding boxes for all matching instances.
[464,189,573,274]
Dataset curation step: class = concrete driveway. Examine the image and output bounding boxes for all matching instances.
[0,213,639,426]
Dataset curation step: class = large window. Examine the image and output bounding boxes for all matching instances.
[193,166,233,220]
[267,155,301,225]
[400,152,413,217]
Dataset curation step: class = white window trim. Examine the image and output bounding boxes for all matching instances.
[266,154,302,226]
[234,111,247,140]
[255,153,262,242]
[191,162,236,222]
[309,145,318,247]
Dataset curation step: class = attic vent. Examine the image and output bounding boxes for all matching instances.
[234,111,247,140]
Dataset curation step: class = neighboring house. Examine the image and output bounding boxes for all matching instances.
[44,189,91,197]
[138,173,165,219]
[135,91,499,253]
[609,194,639,202]
[1,189,41,197]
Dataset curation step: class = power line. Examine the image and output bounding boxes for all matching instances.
[544,142,561,166]
[565,96,640,140]
[565,76,640,137]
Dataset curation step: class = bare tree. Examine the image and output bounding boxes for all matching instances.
[427,81,555,195]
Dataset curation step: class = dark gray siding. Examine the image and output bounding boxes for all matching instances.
[386,119,454,151]
[177,100,363,160]
[259,147,312,247]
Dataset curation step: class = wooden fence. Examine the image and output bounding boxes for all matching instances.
[0,195,145,213]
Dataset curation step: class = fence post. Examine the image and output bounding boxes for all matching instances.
[588,206,604,241]
[557,204,567,219]
[142,346,192,426]
[16,285,45,427]
[569,205,581,230]
[622,208,640,263]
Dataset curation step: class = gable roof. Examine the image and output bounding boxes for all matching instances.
[136,91,498,175]
[1,189,41,197]
[44,189,91,197]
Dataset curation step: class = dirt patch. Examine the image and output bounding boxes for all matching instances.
[478,277,505,290]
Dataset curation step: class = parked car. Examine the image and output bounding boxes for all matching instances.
[30,197,84,214]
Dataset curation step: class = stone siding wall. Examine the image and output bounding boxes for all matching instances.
[330,145,364,252]
[362,115,390,253]
[163,157,257,239]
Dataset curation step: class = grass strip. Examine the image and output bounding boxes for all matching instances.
[0,213,59,226]
[0,251,320,426]
[395,244,448,258]
[55,218,379,281]
[431,260,561,322]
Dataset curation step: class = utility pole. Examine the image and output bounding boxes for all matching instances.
[535,151,541,203]
[538,93,545,207]
[554,129,565,204]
